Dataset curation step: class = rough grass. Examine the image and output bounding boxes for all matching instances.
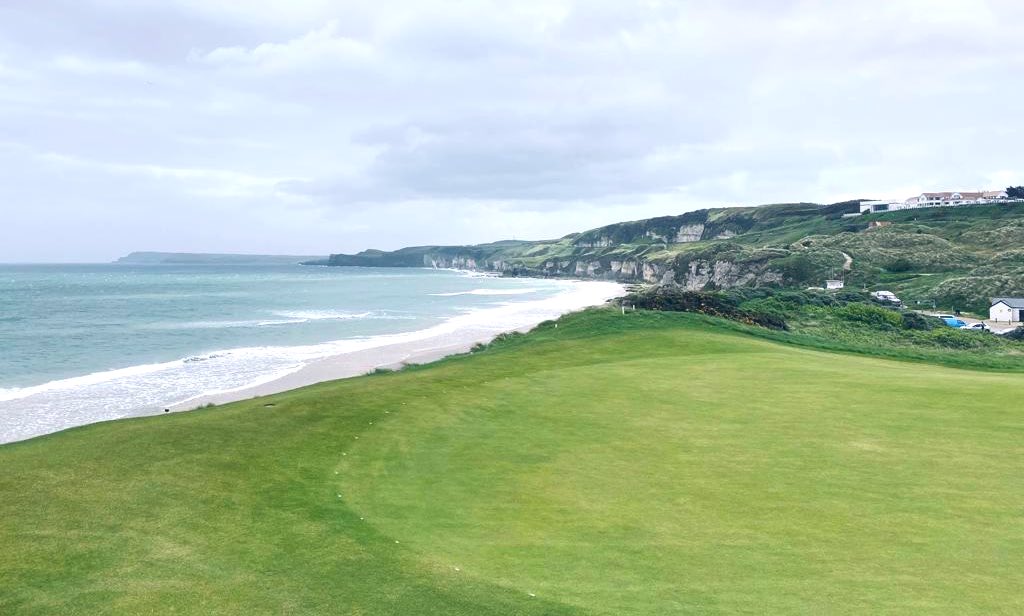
[2,309,1023,614]
[766,306,1024,371]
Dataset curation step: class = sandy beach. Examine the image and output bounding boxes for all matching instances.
[168,280,625,411]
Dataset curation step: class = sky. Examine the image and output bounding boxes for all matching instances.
[1,0,1022,262]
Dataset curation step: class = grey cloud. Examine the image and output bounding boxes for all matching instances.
[1,0,1022,262]
[290,104,729,202]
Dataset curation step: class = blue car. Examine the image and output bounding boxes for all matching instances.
[941,316,967,328]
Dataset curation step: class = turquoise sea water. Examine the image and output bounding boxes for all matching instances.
[0,264,618,443]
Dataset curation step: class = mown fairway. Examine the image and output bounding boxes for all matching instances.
[2,310,1023,615]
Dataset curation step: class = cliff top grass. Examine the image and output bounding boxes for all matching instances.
[323,201,1024,311]
[3,309,1024,614]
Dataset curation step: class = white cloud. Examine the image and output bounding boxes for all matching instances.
[1,0,1022,261]
[49,54,148,76]
[34,151,306,199]
[193,20,373,72]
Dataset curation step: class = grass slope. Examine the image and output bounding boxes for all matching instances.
[2,310,1023,614]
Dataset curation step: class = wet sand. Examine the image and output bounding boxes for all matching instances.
[169,281,625,410]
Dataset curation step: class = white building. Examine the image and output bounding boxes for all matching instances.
[908,191,1005,207]
[989,298,1024,323]
[859,200,900,214]
[859,189,1012,215]
[825,279,844,290]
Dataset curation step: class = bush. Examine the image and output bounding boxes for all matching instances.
[834,290,869,304]
[1003,327,1024,341]
[901,312,937,331]
[927,328,991,350]
[836,302,903,329]
[628,288,787,330]
[740,297,793,322]
[772,254,817,284]
[887,258,914,272]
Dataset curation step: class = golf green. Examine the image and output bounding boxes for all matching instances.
[2,310,1022,614]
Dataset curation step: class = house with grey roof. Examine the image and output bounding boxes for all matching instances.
[989,298,1024,323]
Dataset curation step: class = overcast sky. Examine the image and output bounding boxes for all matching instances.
[1,0,1021,262]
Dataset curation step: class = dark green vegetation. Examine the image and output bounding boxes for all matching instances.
[629,287,1024,371]
[3,309,1024,614]
[116,252,325,265]
[319,201,1024,312]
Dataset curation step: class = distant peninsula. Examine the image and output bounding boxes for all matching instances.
[115,252,326,265]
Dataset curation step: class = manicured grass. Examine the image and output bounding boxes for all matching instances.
[2,309,1023,614]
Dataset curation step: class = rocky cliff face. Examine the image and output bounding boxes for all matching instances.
[678,259,784,290]
[675,224,706,243]
[421,251,785,290]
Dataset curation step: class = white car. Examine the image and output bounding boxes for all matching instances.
[871,290,903,306]
[964,323,989,332]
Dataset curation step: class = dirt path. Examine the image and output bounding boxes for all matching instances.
[841,251,853,271]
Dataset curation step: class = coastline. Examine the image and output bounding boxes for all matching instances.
[157,279,627,411]
[0,269,624,445]
[167,323,522,411]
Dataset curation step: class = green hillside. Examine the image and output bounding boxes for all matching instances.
[3,309,1023,614]
[321,202,1024,312]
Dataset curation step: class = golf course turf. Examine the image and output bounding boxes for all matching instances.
[2,309,1022,614]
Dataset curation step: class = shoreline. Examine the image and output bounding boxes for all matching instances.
[167,323,531,411]
[0,273,624,445]
[153,279,626,411]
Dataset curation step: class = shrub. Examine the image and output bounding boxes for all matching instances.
[901,312,937,331]
[927,328,991,350]
[774,290,811,306]
[628,288,787,330]
[740,297,793,322]
[887,257,914,272]
[836,302,903,329]
[772,254,817,284]
[1003,327,1024,341]
[630,288,739,314]
[834,290,869,304]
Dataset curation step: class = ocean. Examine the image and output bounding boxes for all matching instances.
[0,264,621,444]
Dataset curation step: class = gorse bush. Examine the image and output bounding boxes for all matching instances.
[739,297,793,323]
[628,288,787,330]
[901,312,938,331]
[887,258,914,273]
[925,328,996,350]
[1003,327,1024,341]
[836,302,903,329]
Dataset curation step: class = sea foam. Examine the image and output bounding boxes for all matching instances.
[429,288,541,297]
[0,280,623,444]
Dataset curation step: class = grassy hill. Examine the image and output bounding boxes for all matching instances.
[321,202,1024,313]
[3,309,1023,614]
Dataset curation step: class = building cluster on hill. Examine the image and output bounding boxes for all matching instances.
[858,189,1016,214]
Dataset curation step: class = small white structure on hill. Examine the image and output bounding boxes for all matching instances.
[825,279,844,290]
[989,298,1024,323]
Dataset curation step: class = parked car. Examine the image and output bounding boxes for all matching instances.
[941,317,967,328]
[964,323,989,332]
[937,314,957,321]
[871,290,903,307]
